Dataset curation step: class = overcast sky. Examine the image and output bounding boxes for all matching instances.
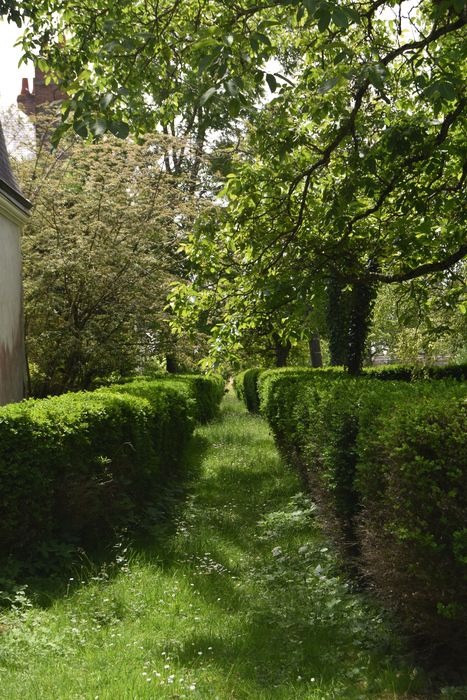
[0,20,34,108]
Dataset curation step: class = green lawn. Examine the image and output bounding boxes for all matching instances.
[0,392,430,699]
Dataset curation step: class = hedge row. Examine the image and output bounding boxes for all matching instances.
[233,368,263,413]
[153,373,225,423]
[234,363,466,416]
[364,361,467,382]
[0,374,224,574]
[255,368,467,661]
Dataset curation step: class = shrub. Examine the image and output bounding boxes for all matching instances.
[0,375,223,574]
[233,368,263,413]
[258,368,467,660]
[166,374,225,423]
[258,369,361,553]
[355,381,467,659]
[112,372,226,422]
[364,362,467,381]
[257,367,343,434]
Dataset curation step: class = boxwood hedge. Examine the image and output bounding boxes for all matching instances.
[0,374,223,573]
[254,367,467,659]
[233,368,263,413]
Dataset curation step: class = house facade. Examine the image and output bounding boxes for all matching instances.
[0,119,31,405]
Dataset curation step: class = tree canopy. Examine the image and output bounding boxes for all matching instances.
[4,110,210,392]
[6,0,466,370]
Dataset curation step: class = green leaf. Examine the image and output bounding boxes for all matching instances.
[228,99,241,118]
[250,34,260,52]
[345,7,361,24]
[303,0,318,14]
[427,80,457,103]
[227,79,239,96]
[333,50,349,65]
[317,76,339,94]
[192,37,220,51]
[256,32,272,47]
[368,64,387,91]
[266,73,278,93]
[198,54,214,74]
[200,87,217,105]
[73,120,88,139]
[50,122,71,149]
[109,120,130,139]
[317,7,331,32]
[91,118,107,137]
[332,7,349,28]
[100,93,114,109]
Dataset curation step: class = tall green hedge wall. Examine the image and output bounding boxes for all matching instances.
[0,374,223,573]
[234,363,467,419]
[233,368,263,413]
[235,366,467,660]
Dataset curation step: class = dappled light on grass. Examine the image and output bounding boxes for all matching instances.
[0,392,428,699]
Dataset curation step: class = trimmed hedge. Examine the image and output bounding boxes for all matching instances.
[157,374,225,423]
[233,368,263,413]
[0,375,224,573]
[257,368,467,659]
[235,364,467,415]
[364,362,467,381]
[356,383,467,656]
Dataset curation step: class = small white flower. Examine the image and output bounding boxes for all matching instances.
[272,546,282,557]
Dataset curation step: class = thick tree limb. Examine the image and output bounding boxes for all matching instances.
[372,244,467,283]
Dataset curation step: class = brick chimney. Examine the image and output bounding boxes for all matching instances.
[17,67,67,117]
[17,77,36,117]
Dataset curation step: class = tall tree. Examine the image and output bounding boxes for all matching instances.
[8,114,208,393]
[11,0,466,370]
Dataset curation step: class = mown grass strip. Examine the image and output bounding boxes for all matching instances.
[0,392,429,699]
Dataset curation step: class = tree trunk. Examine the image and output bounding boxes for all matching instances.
[273,333,291,367]
[309,332,323,368]
[166,353,178,374]
[326,277,351,366]
[326,272,377,375]
[347,278,378,376]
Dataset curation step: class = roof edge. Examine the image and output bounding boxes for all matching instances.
[0,180,32,214]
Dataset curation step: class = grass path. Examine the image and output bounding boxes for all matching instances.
[0,393,426,699]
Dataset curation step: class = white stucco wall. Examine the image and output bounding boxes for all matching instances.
[0,204,26,405]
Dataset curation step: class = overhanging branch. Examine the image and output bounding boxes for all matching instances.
[373,244,467,283]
